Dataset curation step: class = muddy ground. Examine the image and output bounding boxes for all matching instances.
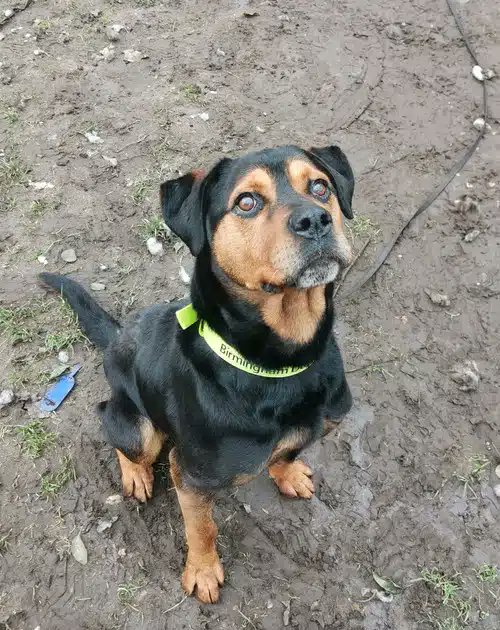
[0,0,499,628]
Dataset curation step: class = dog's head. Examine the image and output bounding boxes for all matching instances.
[161,145,353,292]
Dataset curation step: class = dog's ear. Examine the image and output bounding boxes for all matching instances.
[160,170,207,256]
[305,145,354,219]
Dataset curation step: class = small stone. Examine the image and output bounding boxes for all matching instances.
[96,516,118,533]
[450,360,480,392]
[84,130,104,144]
[242,503,251,514]
[99,45,115,62]
[123,49,142,63]
[179,265,191,285]
[147,236,163,257]
[29,181,54,190]
[61,248,77,263]
[216,48,225,56]
[473,117,485,131]
[58,350,69,364]
[90,282,106,291]
[102,155,118,167]
[424,289,450,307]
[495,465,500,479]
[106,25,121,42]
[33,49,46,56]
[256,126,264,133]
[99,264,108,271]
[4,9,14,18]
[71,534,88,565]
[0,33,5,41]
[464,229,480,242]
[472,65,485,81]
[494,484,500,498]
[0,389,15,408]
[105,494,123,505]
[37,255,48,265]
[118,547,126,557]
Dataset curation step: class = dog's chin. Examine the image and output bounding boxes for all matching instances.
[294,260,340,289]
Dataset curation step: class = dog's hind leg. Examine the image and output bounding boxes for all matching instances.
[98,396,164,502]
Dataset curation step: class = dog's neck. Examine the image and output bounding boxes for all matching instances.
[190,250,335,369]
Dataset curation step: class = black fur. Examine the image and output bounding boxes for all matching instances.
[39,144,353,491]
[39,272,120,349]
[306,146,355,218]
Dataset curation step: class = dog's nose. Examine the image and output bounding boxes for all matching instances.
[288,207,332,239]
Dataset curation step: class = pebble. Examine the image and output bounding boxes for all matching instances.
[450,360,480,392]
[58,350,69,364]
[242,503,251,514]
[464,229,480,242]
[61,248,77,263]
[37,254,48,265]
[494,484,500,498]
[472,65,495,82]
[179,265,191,285]
[123,49,142,63]
[99,264,108,271]
[473,117,485,131]
[29,181,54,190]
[494,465,500,479]
[425,290,450,307]
[0,389,15,408]
[71,534,88,565]
[96,516,118,533]
[190,112,209,121]
[105,494,123,505]
[147,236,163,256]
[102,155,118,167]
[91,282,106,291]
[85,130,104,144]
[106,24,124,41]
[4,9,14,18]
[99,45,115,62]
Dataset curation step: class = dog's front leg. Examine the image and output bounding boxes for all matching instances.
[169,448,224,604]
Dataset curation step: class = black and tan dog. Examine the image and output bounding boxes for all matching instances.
[40,144,354,603]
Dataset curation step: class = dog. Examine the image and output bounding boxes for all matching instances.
[39,143,354,603]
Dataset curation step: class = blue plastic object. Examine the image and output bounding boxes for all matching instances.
[39,364,81,413]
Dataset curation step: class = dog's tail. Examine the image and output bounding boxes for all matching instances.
[39,273,120,349]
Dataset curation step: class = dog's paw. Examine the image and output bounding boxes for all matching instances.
[182,552,224,604]
[119,459,154,503]
[268,459,314,499]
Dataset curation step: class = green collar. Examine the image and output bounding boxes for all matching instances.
[176,303,310,378]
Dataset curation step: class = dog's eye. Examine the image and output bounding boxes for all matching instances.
[236,194,256,212]
[310,179,330,200]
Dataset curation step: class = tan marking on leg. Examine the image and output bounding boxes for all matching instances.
[169,449,224,604]
[267,428,309,467]
[116,418,164,503]
[268,459,314,499]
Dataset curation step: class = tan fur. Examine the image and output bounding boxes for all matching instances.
[169,449,224,604]
[115,418,164,502]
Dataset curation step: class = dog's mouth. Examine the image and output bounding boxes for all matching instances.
[261,250,349,293]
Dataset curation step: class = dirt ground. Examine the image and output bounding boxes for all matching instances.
[0,0,499,628]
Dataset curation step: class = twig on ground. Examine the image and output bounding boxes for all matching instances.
[334,237,371,297]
